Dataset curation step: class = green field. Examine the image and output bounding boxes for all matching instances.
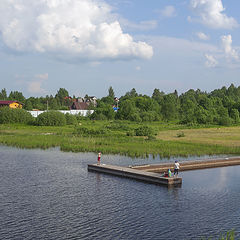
[0,120,240,158]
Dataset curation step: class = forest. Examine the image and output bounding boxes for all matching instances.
[1,83,240,126]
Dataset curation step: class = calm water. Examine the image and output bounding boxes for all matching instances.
[0,146,240,240]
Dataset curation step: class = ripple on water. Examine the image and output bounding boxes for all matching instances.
[0,146,240,240]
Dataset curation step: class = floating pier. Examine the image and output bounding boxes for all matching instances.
[88,164,182,186]
[88,157,240,187]
[131,157,240,173]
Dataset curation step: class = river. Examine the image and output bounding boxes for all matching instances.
[0,146,239,239]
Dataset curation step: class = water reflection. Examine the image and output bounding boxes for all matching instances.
[0,146,239,240]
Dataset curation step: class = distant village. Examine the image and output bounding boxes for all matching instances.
[0,96,97,110]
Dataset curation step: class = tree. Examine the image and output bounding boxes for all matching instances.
[8,91,25,102]
[230,109,240,123]
[108,86,115,98]
[55,88,69,106]
[161,94,179,121]
[116,99,140,121]
[0,88,7,100]
[124,88,138,98]
[24,100,33,110]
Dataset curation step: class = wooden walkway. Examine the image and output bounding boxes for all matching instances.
[88,164,182,186]
[131,157,240,173]
[88,157,240,187]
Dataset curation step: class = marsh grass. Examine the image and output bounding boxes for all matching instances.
[1,121,240,158]
[201,230,235,240]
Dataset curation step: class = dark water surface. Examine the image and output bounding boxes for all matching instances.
[0,146,240,240]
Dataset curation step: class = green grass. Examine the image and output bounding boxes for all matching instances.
[1,121,240,158]
[201,230,235,240]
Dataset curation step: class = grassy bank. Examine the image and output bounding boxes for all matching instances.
[0,121,240,158]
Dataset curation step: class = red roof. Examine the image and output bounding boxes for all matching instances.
[0,100,23,105]
[71,102,89,110]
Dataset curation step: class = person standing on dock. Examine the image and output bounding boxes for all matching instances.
[174,160,180,177]
[97,152,101,165]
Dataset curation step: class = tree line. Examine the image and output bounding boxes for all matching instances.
[1,84,240,126]
[92,84,240,126]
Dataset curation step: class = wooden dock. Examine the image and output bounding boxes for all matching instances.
[131,157,240,173]
[88,164,182,186]
[88,157,240,187]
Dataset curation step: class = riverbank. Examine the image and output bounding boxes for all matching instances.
[1,121,240,158]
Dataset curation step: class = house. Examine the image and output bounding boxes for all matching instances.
[71,101,90,110]
[0,100,23,109]
[70,96,97,110]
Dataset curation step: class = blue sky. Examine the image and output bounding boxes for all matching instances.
[0,0,240,98]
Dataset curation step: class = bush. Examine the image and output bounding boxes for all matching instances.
[65,113,78,125]
[135,125,156,136]
[74,126,108,136]
[129,112,142,122]
[106,122,130,131]
[36,111,66,126]
[0,107,34,124]
[176,132,185,138]
[126,130,135,136]
[140,111,159,122]
[145,135,156,141]
[219,116,232,126]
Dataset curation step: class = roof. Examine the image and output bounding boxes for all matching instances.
[0,100,23,105]
[71,102,89,110]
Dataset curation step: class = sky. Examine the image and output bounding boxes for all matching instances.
[0,0,240,98]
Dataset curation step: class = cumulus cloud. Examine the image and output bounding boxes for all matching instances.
[196,32,209,41]
[159,6,176,18]
[205,54,218,68]
[28,81,46,94]
[221,35,239,60]
[0,0,153,61]
[35,73,49,80]
[190,0,238,29]
[27,73,48,94]
[203,35,239,68]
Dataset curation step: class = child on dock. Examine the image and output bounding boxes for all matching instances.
[97,152,101,165]
[174,160,180,177]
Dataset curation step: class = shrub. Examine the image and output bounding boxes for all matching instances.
[36,111,66,126]
[0,107,34,124]
[106,122,130,131]
[219,116,232,126]
[176,132,185,138]
[140,111,159,122]
[135,125,156,136]
[126,130,135,136]
[129,112,142,122]
[146,135,156,141]
[65,113,78,125]
[74,126,108,136]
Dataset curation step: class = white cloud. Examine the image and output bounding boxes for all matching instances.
[28,81,46,94]
[205,54,218,68]
[27,73,48,94]
[0,0,153,61]
[221,35,239,60]
[203,35,239,69]
[159,6,176,18]
[35,73,49,80]
[196,32,209,41]
[190,0,238,29]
